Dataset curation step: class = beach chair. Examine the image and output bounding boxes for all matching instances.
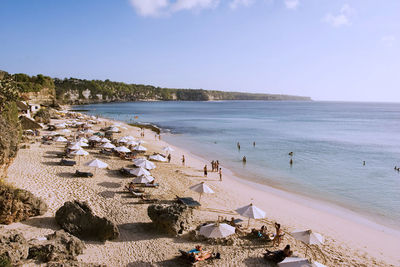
[126,187,150,198]
[74,170,93,178]
[176,196,201,208]
[124,185,145,193]
[59,159,76,166]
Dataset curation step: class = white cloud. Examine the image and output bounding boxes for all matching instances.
[129,0,169,17]
[229,0,254,9]
[284,0,299,10]
[381,35,396,47]
[324,4,355,27]
[172,0,219,11]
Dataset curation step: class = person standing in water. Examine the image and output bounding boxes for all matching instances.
[204,165,208,177]
[237,142,240,151]
[289,158,293,166]
[242,156,247,164]
[363,161,366,166]
[219,168,222,181]
[253,141,256,147]
[182,155,185,166]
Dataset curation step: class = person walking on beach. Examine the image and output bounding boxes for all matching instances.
[272,223,283,247]
[182,155,185,166]
[211,160,215,172]
[167,154,171,163]
[219,168,222,181]
[204,165,208,177]
[216,160,219,170]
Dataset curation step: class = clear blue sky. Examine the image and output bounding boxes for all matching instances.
[1,0,399,101]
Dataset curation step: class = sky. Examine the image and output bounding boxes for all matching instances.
[0,0,399,102]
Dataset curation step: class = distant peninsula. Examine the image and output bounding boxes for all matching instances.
[0,70,311,105]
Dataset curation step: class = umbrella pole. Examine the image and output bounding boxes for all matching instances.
[247,218,250,227]
[199,193,202,202]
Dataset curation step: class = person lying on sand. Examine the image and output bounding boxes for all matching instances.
[264,244,293,263]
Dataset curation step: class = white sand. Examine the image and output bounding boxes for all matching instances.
[4,117,400,266]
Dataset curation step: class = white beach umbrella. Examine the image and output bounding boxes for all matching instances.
[59,129,71,135]
[47,131,58,136]
[199,223,235,238]
[117,137,129,143]
[132,158,156,170]
[291,230,324,245]
[235,203,266,226]
[109,127,120,133]
[114,146,131,153]
[101,142,116,149]
[85,159,108,175]
[149,154,166,162]
[129,167,151,177]
[163,146,175,154]
[190,182,214,201]
[132,175,154,184]
[55,123,66,129]
[133,145,147,152]
[278,257,310,267]
[77,137,88,143]
[127,140,138,146]
[75,140,88,147]
[137,139,147,144]
[71,149,89,156]
[68,143,82,150]
[100,137,111,143]
[89,135,101,142]
[54,136,68,143]
[84,129,95,134]
[124,135,135,141]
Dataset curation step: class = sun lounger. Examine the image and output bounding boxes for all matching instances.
[74,170,93,177]
[126,187,150,198]
[124,185,145,193]
[133,183,159,188]
[176,196,201,208]
[59,159,76,166]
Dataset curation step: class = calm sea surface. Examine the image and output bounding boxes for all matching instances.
[75,101,400,228]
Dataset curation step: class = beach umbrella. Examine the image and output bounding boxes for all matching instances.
[59,129,71,135]
[54,136,68,143]
[291,229,325,258]
[88,135,101,142]
[124,135,135,141]
[132,175,154,184]
[71,149,89,164]
[149,154,166,162]
[55,123,66,129]
[75,140,88,147]
[101,142,116,149]
[129,167,151,177]
[84,129,95,134]
[132,158,156,170]
[114,146,131,153]
[235,203,266,226]
[100,137,111,143]
[117,137,129,143]
[277,257,310,267]
[291,230,324,245]
[189,182,214,201]
[109,126,120,132]
[127,140,138,146]
[68,143,82,150]
[133,145,147,152]
[85,159,108,175]
[199,223,235,238]
[77,137,88,143]
[163,146,175,154]
[137,140,147,144]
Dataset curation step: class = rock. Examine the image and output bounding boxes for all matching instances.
[0,185,48,225]
[55,201,119,241]
[28,230,85,263]
[0,229,29,265]
[147,203,194,236]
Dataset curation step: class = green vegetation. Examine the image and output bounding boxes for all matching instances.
[54,77,311,103]
[11,73,54,93]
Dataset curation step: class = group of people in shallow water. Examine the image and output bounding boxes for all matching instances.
[204,161,223,181]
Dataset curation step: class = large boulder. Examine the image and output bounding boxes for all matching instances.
[55,201,119,241]
[147,203,194,236]
[28,230,85,263]
[0,185,48,225]
[0,229,29,265]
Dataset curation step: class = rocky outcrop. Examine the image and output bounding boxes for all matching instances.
[147,203,194,236]
[28,230,85,262]
[0,229,29,265]
[0,185,48,225]
[0,111,21,179]
[55,201,119,241]
[34,108,51,124]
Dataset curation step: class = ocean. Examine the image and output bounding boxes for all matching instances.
[74,101,400,229]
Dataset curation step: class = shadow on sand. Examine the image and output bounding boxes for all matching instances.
[20,216,60,231]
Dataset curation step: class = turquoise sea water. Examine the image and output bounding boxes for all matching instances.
[75,101,400,228]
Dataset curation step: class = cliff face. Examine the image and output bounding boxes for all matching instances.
[20,86,56,105]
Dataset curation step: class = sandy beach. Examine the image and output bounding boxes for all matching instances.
[4,115,400,267]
